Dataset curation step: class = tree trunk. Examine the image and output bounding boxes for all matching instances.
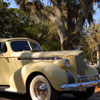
[97,50,100,68]
[54,19,74,50]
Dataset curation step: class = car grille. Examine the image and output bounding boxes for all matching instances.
[77,74,99,83]
[76,55,86,82]
[75,55,98,82]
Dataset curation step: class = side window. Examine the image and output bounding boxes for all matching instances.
[0,42,7,53]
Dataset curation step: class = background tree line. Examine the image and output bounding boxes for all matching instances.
[0,1,60,51]
[0,0,100,65]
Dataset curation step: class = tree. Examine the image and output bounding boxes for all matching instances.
[13,0,100,50]
[80,33,91,60]
[0,1,60,51]
[0,2,29,37]
[80,29,96,65]
[87,24,100,67]
[22,20,61,51]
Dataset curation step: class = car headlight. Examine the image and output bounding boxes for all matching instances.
[84,59,89,68]
[65,59,70,68]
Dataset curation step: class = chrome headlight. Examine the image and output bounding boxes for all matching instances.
[84,59,89,68]
[65,59,70,68]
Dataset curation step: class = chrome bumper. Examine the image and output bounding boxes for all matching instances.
[61,74,100,91]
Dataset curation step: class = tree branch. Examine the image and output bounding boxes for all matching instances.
[72,0,94,35]
[25,1,55,22]
[50,0,62,18]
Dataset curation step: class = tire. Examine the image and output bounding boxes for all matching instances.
[73,86,95,100]
[28,75,58,100]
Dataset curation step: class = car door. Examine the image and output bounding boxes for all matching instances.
[0,42,11,85]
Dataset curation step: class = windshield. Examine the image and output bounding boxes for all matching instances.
[29,41,42,51]
[11,41,42,52]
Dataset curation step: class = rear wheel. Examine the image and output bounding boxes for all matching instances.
[73,86,95,100]
[28,75,58,100]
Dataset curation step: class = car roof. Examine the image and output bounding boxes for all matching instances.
[0,37,35,42]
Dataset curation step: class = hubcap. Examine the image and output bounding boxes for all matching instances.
[34,81,48,100]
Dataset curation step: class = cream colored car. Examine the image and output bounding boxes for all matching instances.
[0,38,100,100]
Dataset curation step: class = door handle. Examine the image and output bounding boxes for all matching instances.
[5,58,10,63]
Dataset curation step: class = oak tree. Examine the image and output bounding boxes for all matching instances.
[14,0,100,50]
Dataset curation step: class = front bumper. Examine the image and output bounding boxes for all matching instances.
[61,74,100,91]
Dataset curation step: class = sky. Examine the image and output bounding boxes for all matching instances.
[94,10,100,23]
[4,0,100,24]
[93,4,100,23]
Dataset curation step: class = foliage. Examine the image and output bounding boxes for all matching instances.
[22,21,60,51]
[13,0,100,50]
[80,33,90,59]
[0,2,60,51]
[88,24,100,52]
[80,23,100,64]
[80,32,97,64]
[1,1,100,52]
[0,2,28,37]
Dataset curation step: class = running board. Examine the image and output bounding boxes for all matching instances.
[0,85,9,91]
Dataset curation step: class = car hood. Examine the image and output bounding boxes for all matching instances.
[11,50,83,58]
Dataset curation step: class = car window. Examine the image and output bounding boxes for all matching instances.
[29,42,42,51]
[11,41,31,52]
[0,42,7,53]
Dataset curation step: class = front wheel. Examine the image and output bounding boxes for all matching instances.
[29,75,58,100]
[73,86,95,100]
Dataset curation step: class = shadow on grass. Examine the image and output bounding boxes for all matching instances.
[0,92,77,100]
[0,91,27,100]
[58,94,76,100]
[2,92,99,100]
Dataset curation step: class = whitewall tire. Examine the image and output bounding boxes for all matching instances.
[29,75,53,100]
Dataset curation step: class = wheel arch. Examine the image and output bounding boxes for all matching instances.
[26,72,46,93]
[27,73,58,100]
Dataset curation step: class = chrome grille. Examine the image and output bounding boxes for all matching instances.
[76,55,86,82]
[77,74,99,83]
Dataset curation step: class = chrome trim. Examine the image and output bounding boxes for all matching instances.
[77,74,99,78]
[61,80,100,91]
[18,57,62,61]
[34,82,48,99]
[61,74,100,91]
[77,74,99,83]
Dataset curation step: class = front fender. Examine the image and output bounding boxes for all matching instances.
[85,65,98,81]
[85,65,98,75]
[6,62,68,94]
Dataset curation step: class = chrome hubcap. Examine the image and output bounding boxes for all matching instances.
[34,81,48,100]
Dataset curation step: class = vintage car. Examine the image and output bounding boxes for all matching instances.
[0,38,100,100]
